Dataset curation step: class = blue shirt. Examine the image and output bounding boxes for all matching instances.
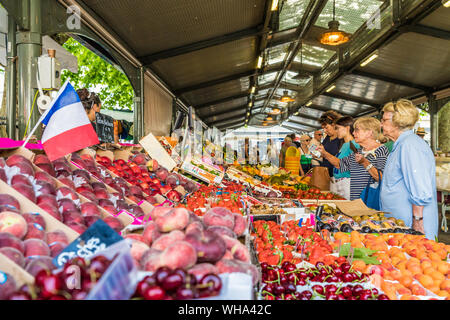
[322,136,343,177]
[380,130,438,240]
[333,141,360,179]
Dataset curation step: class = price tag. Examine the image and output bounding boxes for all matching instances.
[53,219,123,268]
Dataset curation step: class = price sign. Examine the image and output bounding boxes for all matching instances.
[95,113,115,143]
[53,219,123,268]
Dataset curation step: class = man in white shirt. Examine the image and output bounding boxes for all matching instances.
[310,130,324,167]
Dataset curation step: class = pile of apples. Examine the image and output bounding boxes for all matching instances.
[124,206,259,286]
[95,152,198,204]
[7,255,117,300]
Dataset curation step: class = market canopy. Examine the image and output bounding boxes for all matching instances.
[51,1,450,131]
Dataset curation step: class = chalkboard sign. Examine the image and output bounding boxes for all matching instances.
[95,112,115,143]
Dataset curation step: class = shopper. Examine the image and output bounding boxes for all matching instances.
[380,99,438,240]
[318,111,343,177]
[299,134,312,176]
[337,117,389,201]
[279,136,293,168]
[310,130,324,167]
[317,116,359,200]
[77,88,102,127]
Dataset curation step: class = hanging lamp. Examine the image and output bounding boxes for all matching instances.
[319,0,350,46]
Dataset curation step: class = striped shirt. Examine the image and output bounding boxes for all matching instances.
[339,145,389,200]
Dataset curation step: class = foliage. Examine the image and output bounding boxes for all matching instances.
[61,37,134,110]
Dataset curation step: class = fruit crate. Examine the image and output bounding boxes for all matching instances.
[85,240,137,300]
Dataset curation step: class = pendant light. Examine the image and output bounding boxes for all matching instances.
[320,0,350,46]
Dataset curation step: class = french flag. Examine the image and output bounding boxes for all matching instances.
[41,81,99,161]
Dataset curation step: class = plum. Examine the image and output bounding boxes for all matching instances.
[102,216,124,233]
[36,194,59,208]
[34,181,57,196]
[36,163,56,177]
[24,256,55,277]
[46,230,69,246]
[56,187,79,202]
[0,194,20,212]
[38,203,62,221]
[80,202,101,217]
[22,213,46,230]
[34,171,56,187]
[24,223,47,241]
[58,198,78,214]
[11,174,33,187]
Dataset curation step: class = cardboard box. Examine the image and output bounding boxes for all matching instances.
[140,133,176,172]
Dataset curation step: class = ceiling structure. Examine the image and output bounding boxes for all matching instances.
[74,0,449,131]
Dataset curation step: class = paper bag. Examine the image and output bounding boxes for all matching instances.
[310,166,330,191]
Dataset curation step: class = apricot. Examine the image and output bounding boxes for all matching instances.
[410,283,427,296]
[440,279,450,291]
[428,252,441,262]
[418,274,434,288]
[436,290,449,298]
[421,260,433,270]
[423,267,436,276]
[430,270,445,281]
[352,260,366,272]
[399,275,413,288]
[400,294,418,300]
[396,287,412,296]
[390,269,402,281]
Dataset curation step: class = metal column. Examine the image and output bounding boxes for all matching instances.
[6,15,17,140]
[16,0,42,140]
[428,94,438,154]
[133,66,144,143]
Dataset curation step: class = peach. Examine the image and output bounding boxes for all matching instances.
[23,238,50,257]
[223,250,234,260]
[149,206,173,221]
[62,210,84,225]
[232,213,247,237]
[0,169,6,183]
[215,258,243,274]
[58,198,78,213]
[129,239,150,266]
[159,240,197,270]
[56,186,79,202]
[24,256,55,276]
[46,230,69,246]
[235,260,260,285]
[152,230,185,251]
[38,202,62,221]
[0,212,28,239]
[36,194,59,208]
[140,248,162,272]
[0,272,17,300]
[0,205,20,214]
[34,154,51,165]
[102,216,124,233]
[12,183,36,203]
[11,174,33,187]
[124,234,146,243]
[142,221,161,246]
[24,223,47,241]
[79,191,98,203]
[22,213,46,229]
[67,222,87,234]
[58,177,75,190]
[221,235,250,263]
[155,208,189,233]
[0,232,24,253]
[203,208,235,230]
[8,161,35,177]
[0,194,21,211]
[187,263,219,281]
[84,215,101,228]
[35,171,57,187]
[91,182,107,191]
[207,225,236,238]
[80,202,101,217]
[49,241,66,258]
[185,229,226,263]
[94,189,109,200]
[186,221,205,235]
[0,247,25,267]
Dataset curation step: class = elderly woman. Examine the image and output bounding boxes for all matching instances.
[380,99,438,240]
[279,136,293,168]
[299,134,312,175]
[317,116,359,200]
[332,117,389,201]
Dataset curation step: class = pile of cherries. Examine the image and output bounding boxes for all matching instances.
[260,261,389,300]
[133,267,222,300]
[9,256,114,300]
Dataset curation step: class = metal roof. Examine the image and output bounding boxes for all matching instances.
[72,0,449,131]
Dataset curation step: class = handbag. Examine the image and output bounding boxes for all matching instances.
[360,169,381,210]
[310,167,330,191]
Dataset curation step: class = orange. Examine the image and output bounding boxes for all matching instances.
[440,280,450,291]
[399,275,413,288]
[418,274,434,288]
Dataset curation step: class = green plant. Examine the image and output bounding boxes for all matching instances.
[61,38,134,110]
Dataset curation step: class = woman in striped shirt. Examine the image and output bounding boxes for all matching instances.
[338,117,389,200]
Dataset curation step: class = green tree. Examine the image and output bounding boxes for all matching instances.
[61,37,134,110]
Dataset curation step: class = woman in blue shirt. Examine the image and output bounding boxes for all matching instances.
[380,99,438,240]
[317,116,359,200]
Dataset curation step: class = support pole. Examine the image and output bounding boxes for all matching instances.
[16,0,42,140]
[6,15,17,140]
[428,94,438,154]
[134,66,144,143]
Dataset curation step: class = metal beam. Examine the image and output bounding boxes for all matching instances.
[139,26,263,65]
[307,104,353,116]
[282,124,311,133]
[288,118,321,129]
[352,70,433,93]
[291,113,321,122]
[210,114,246,126]
[321,92,381,109]
[400,24,450,41]
[195,93,249,110]
[175,70,256,95]
[216,118,246,129]
[282,121,317,131]
[204,105,247,122]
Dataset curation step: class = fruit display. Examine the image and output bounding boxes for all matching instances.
[132,267,222,300]
[311,204,421,235]
[7,255,116,300]
[249,204,288,216]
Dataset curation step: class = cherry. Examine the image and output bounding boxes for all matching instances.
[333,267,343,277]
[286,273,298,284]
[9,291,32,300]
[378,294,389,300]
[186,274,197,286]
[40,274,63,299]
[301,290,312,300]
[176,286,195,300]
[342,273,354,282]
[264,283,275,294]
[297,278,306,286]
[273,284,285,295]
[199,274,222,293]
[154,267,172,285]
[48,295,67,300]
[326,293,338,300]
[298,271,308,280]
[267,269,277,281]
[81,278,96,292]
[352,285,364,296]
[284,283,296,294]
[162,273,184,292]
[329,275,339,282]
[325,284,337,295]
[359,292,372,300]
[279,275,288,285]
[71,290,88,300]
[341,263,351,273]
[312,285,324,295]
[371,288,379,296]
[342,286,353,298]
[143,285,166,300]
[88,259,109,277]
[315,262,325,269]
[69,257,88,270]
[172,268,187,283]
[35,270,51,287]
[320,268,328,276]
[260,262,269,271]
